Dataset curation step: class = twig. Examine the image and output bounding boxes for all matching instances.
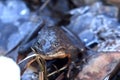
[55,72,64,80]
[39,0,50,11]
[18,54,38,64]
[39,72,44,80]
[47,65,67,77]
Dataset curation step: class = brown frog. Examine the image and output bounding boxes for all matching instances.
[18,26,86,79]
[32,26,85,61]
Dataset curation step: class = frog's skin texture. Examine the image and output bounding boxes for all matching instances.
[32,26,79,60]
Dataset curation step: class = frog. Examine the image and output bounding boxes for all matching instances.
[31,26,85,61]
[18,26,86,79]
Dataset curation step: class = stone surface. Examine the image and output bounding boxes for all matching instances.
[76,52,120,80]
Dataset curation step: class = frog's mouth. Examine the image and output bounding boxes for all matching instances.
[38,50,70,60]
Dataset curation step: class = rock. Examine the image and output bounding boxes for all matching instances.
[76,52,120,80]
